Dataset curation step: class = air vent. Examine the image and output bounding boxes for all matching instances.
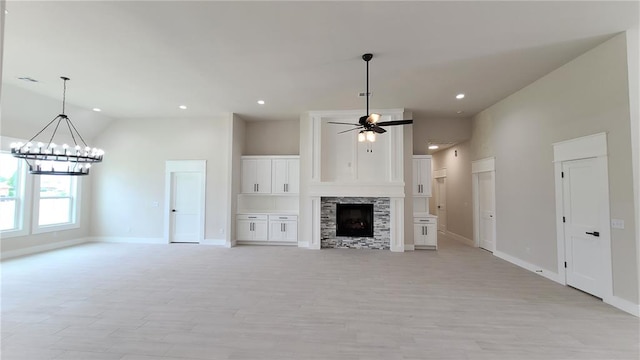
[18,77,38,83]
[358,92,371,97]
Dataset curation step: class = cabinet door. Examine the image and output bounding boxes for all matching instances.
[285,159,299,194]
[269,221,285,241]
[255,159,272,194]
[282,221,298,242]
[425,223,437,247]
[253,220,268,241]
[241,160,257,193]
[412,159,422,196]
[414,224,426,245]
[272,159,299,194]
[272,159,288,194]
[421,158,432,196]
[237,220,253,240]
[413,158,432,196]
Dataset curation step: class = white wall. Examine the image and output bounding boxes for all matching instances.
[90,116,232,242]
[470,33,638,304]
[626,26,640,306]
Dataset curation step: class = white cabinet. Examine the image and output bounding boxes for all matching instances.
[241,156,299,194]
[268,215,298,243]
[241,159,272,194]
[236,214,268,241]
[272,159,299,194]
[414,217,437,249]
[413,156,432,196]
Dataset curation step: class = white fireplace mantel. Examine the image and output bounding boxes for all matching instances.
[302,109,408,252]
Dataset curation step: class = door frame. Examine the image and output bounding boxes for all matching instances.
[553,132,612,302]
[433,169,446,232]
[472,157,496,251]
[164,160,207,244]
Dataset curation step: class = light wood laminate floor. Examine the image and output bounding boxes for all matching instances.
[2,236,638,360]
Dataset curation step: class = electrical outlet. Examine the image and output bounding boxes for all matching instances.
[611,219,625,229]
[219,228,225,235]
[151,201,159,207]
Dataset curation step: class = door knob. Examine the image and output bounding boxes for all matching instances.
[585,231,600,237]
[171,209,177,212]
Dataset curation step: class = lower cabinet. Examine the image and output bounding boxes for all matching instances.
[237,214,297,244]
[414,217,437,249]
[236,214,268,241]
[268,215,298,243]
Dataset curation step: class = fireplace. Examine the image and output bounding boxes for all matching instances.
[336,203,374,237]
[320,197,390,249]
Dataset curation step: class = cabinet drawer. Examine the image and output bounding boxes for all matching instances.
[414,217,435,224]
[237,214,268,221]
[268,215,298,221]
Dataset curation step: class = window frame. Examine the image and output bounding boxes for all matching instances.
[32,174,82,234]
[0,151,30,238]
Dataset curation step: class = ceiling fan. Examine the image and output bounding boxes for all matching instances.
[329,53,413,142]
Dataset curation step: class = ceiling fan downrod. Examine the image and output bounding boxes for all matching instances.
[363,53,373,118]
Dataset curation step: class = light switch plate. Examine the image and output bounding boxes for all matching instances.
[611,219,625,229]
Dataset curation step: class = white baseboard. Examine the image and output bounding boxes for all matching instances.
[445,231,474,247]
[606,295,640,317]
[494,250,564,284]
[297,241,310,248]
[201,238,226,246]
[90,236,166,244]
[404,244,415,251]
[1,237,90,260]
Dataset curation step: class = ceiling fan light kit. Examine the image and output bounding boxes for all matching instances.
[329,53,413,142]
[10,77,104,176]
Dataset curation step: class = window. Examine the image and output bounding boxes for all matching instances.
[0,152,27,236]
[33,174,81,233]
[0,152,31,238]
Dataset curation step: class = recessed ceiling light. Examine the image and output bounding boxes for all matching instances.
[456,93,465,99]
[428,145,439,150]
[257,100,265,105]
[179,105,187,110]
[92,108,101,112]
[457,110,464,114]
[4,9,8,15]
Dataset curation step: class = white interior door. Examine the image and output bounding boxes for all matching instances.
[170,172,202,243]
[478,171,496,252]
[562,158,604,298]
[436,177,447,232]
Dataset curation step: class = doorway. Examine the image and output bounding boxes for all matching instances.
[165,160,206,244]
[472,157,496,253]
[554,133,612,300]
[435,176,447,232]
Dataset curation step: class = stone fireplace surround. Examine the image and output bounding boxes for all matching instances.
[321,197,390,249]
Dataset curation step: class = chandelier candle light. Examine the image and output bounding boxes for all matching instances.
[10,77,104,175]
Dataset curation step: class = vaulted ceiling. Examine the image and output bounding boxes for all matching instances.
[2,1,638,125]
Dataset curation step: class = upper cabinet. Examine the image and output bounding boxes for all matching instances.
[413,155,432,196]
[241,156,299,194]
[272,158,300,194]
[241,158,272,194]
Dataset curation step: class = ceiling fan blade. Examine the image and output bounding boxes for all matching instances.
[376,119,413,126]
[328,121,361,126]
[371,126,387,134]
[338,127,363,134]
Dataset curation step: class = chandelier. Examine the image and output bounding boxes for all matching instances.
[10,77,104,176]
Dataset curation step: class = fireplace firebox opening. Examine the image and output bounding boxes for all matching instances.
[336,203,374,237]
